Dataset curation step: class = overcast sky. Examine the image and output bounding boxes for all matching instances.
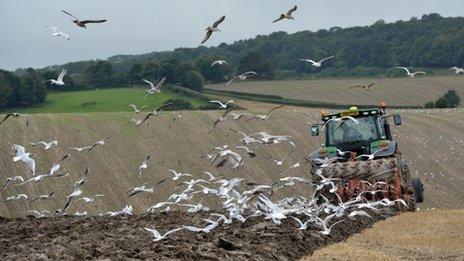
[0,0,463,70]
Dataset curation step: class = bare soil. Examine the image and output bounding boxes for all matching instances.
[0,211,385,260]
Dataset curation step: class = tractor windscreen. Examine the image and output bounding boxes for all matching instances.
[327,116,381,146]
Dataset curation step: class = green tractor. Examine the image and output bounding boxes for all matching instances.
[309,105,424,210]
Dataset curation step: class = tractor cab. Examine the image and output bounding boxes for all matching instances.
[310,105,402,161]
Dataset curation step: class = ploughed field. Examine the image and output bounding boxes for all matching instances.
[207,76,464,107]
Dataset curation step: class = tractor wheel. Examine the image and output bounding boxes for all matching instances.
[412,177,424,203]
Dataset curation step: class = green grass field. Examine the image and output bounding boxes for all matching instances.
[16,88,210,114]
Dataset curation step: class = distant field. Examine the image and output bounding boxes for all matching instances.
[207,76,464,107]
[16,88,209,114]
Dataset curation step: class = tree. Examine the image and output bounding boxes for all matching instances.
[84,61,115,88]
[443,90,460,108]
[183,70,205,92]
[237,52,275,79]
[0,70,14,108]
[158,63,176,84]
[424,101,435,108]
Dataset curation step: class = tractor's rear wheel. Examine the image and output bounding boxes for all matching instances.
[412,177,424,203]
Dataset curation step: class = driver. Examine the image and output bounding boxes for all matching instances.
[339,122,363,142]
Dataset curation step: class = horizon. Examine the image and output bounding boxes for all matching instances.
[1,0,464,71]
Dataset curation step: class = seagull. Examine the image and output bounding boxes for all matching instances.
[210,100,234,109]
[27,140,58,150]
[169,170,193,181]
[45,26,70,40]
[300,55,335,68]
[143,77,166,99]
[127,104,147,114]
[16,174,49,186]
[138,155,151,178]
[229,129,260,145]
[87,136,112,152]
[236,146,256,158]
[206,108,234,134]
[211,149,244,170]
[27,210,50,219]
[291,216,312,230]
[226,71,258,85]
[348,210,372,219]
[355,149,385,161]
[128,183,154,197]
[136,102,173,128]
[245,105,285,122]
[0,113,28,126]
[61,10,107,29]
[74,211,88,217]
[45,69,67,86]
[5,194,28,203]
[267,150,294,167]
[395,67,426,78]
[349,83,376,91]
[211,60,228,67]
[2,176,24,190]
[201,16,226,44]
[69,146,92,152]
[80,194,104,203]
[273,5,297,23]
[63,188,83,212]
[73,168,90,190]
[227,113,252,121]
[12,144,36,175]
[202,171,217,182]
[30,192,55,203]
[315,216,344,235]
[321,116,360,131]
[144,227,184,242]
[449,66,464,74]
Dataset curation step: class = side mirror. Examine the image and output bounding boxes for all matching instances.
[393,114,402,126]
[311,125,320,136]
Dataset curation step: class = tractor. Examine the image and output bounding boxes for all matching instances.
[309,104,424,210]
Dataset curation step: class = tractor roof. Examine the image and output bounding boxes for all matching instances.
[321,107,383,122]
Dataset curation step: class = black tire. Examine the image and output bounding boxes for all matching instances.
[412,177,424,203]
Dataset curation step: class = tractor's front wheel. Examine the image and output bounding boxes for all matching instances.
[412,177,424,203]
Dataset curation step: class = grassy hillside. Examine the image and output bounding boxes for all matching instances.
[207,76,464,108]
[15,88,210,114]
[0,104,463,217]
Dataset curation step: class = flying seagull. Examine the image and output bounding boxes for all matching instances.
[80,194,104,203]
[2,176,24,190]
[61,10,107,29]
[88,137,112,152]
[395,67,426,78]
[273,5,297,23]
[349,83,376,91]
[127,104,147,114]
[449,67,464,74]
[201,16,226,44]
[45,26,70,40]
[143,77,166,99]
[63,188,83,212]
[12,144,36,175]
[45,69,67,86]
[226,71,258,86]
[245,105,285,122]
[138,155,151,178]
[5,194,28,203]
[211,60,228,67]
[169,170,193,181]
[30,192,55,203]
[209,100,234,109]
[27,140,58,150]
[207,108,234,134]
[144,227,184,242]
[300,55,335,68]
[136,102,173,128]
[0,112,28,126]
[128,183,154,198]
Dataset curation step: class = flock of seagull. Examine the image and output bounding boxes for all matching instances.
[1,4,462,245]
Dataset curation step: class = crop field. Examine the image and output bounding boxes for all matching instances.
[14,88,210,114]
[207,76,464,108]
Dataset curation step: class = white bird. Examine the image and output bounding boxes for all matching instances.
[245,105,285,122]
[30,191,55,203]
[236,146,256,158]
[202,171,217,182]
[226,71,258,85]
[0,112,28,126]
[28,140,58,150]
[201,16,226,44]
[143,77,166,99]
[80,194,104,203]
[46,69,67,86]
[69,146,92,152]
[45,26,70,40]
[5,194,28,203]
[267,150,294,167]
[449,66,464,74]
[211,60,228,67]
[87,136,112,152]
[63,188,83,212]
[127,104,147,114]
[27,210,50,218]
[73,168,90,190]
[12,144,36,175]
[348,210,372,219]
[138,155,151,178]
[273,5,297,23]
[229,129,260,145]
[395,67,426,78]
[315,216,344,235]
[300,55,335,68]
[16,174,49,186]
[144,227,184,242]
[2,176,24,190]
[291,216,312,230]
[128,183,154,197]
[74,211,88,217]
[210,100,234,109]
[169,169,193,181]
[321,116,360,131]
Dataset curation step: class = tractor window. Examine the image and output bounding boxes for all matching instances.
[327,116,381,146]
